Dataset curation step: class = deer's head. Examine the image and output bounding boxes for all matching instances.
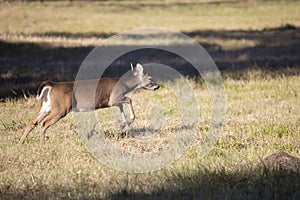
[131,63,160,91]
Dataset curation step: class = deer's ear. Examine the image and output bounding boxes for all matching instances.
[131,63,137,75]
[135,63,144,75]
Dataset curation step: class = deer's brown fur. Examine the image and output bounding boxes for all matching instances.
[19,63,159,144]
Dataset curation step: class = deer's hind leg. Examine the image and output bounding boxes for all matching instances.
[39,109,67,143]
[19,106,50,144]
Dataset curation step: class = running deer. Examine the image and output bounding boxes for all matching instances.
[19,63,159,144]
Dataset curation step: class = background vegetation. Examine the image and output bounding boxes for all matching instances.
[0,0,299,199]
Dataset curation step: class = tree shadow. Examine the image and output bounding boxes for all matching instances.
[185,24,300,73]
[109,168,300,200]
[1,163,299,199]
[1,25,299,99]
[0,40,92,98]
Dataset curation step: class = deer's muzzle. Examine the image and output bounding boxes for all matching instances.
[144,82,160,90]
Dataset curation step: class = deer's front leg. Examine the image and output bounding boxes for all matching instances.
[115,97,135,130]
[126,97,135,123]
[117,104,128,130]
[119,97,135,124]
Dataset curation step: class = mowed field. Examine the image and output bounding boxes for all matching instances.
[1,0,300,199]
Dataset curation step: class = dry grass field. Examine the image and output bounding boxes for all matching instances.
[0,0,300,199]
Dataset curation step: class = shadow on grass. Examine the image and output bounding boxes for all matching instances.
[1,25,299,99]
[109,169,300,200]
[0,165,299,199]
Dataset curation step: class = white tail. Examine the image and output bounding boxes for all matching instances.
[19,63,159,144]
[36,85,51,100]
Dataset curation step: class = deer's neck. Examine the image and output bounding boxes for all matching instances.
[121,76,141,92]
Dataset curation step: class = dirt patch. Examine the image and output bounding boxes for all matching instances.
[262,151,300,172]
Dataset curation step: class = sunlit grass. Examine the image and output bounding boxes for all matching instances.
[1,0,300,198]
[1,75,299,198]
[0,0,299,46]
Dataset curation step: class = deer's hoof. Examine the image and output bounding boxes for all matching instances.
[126,117,134,124]
[120,121,133,130]
[120,123,127,131]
